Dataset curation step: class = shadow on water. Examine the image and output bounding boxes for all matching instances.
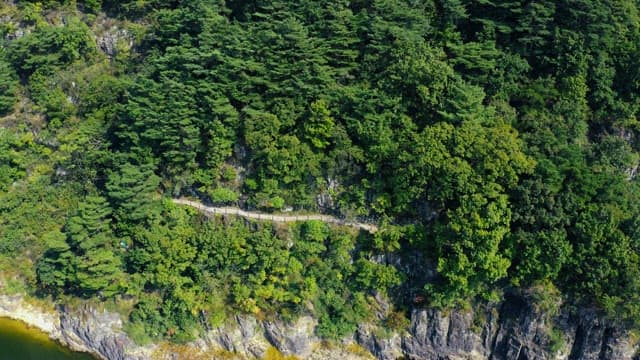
[0,317,95,360]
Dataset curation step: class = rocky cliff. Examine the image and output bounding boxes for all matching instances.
[0,294,151,360]
[357,292,638,360]
[2,290,637,360]
[0,286,640,360]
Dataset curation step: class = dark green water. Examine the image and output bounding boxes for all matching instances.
[0,317,95,360]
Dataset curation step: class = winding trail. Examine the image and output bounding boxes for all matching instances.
[172,198,378,233]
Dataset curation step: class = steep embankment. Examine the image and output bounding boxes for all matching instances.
[0,291,637,360]
[0,294,150,360]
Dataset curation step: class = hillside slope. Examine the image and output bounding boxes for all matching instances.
[0,1,639,358]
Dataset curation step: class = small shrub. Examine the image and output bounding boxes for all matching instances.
[124,321,153,345]
[263,346,298,360]
[548,326,565,354]
[220,165,237,182]
[530,280,562,317]
[345,343,375,358]
[208,187,239,204]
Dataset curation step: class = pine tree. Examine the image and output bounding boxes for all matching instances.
[302,0,359,80]
[66,195,122,297]
[303,99,335,149]
[106,162,161,224]
[119,78,201,175]
[0,56,17,116]
[37,230,73,293]
[515,0,555,59]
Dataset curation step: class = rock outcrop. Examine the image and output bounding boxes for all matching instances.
[359,292,638,360]
[0,295,151,360]
[58,305,149,360]
[95,26,132,58]
[0,291,638,360]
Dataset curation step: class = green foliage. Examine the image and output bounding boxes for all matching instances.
[2,0,640,344]
[106,161,161,224]
[6,17,94,78]
[0,129,28,191]
[37,195,122,298]
[66,195,122,296]
[548,326,565,354]
[207,187,238,205]
[0,56,18,115]
[303,100,335,149]
[120,206,396,341]
[37,229,73,291]
[354,258,402,291]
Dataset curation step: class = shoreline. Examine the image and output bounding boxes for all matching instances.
[0,316,94,358]
[0,294,99,358]
[0,293,158,360]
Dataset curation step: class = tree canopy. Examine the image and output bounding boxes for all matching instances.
[1,0,640,344]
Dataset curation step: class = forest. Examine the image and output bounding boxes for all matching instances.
[0,0,639,346]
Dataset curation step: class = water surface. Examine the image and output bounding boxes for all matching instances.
[0,317,95,360]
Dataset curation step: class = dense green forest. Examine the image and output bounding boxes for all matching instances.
[1,0,639,345]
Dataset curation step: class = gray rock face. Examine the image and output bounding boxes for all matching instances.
[400,307,492,360]
[96,27,132,58]
[264,316,319,358]
[58,305,142,360]
[0,294,148,360]
[356,323,403,360]
[206,314,269,358]
[489,294,550,360]
[2,291,637,360]
[563,309,635,360]
[359,293,638,360]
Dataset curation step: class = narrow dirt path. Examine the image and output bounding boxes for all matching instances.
[172,198,378,233]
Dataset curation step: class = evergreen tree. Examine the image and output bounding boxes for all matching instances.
[37,230,73,293]
[0,56,18,116]
[106,161,161,224]
[303,99,335,149]
[65,196,122,297]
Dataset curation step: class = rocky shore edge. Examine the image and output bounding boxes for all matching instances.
[0,291,638,360]
[0,294,153,359]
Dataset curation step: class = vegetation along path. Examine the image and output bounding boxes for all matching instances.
[172,198,378,233]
